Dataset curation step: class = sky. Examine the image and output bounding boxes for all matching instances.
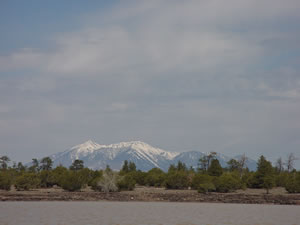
[0,0,300,168]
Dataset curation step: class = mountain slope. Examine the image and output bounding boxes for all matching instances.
[49,140,256,171]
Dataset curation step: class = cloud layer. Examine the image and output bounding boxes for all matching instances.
[0,0,300,167]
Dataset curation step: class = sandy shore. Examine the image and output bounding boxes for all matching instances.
[1,186,300,205]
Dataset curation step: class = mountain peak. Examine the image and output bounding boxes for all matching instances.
[71,140,101,152]
[49,140,257,171]
[116,140,151,148]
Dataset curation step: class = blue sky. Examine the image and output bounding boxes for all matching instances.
[0,0,300,168]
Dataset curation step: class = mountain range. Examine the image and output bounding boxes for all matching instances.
[48,140,257,171]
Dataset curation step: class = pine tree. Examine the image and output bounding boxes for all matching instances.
[208,159,223,176]
[121,160,129,173]
[40,157,53,171]
[128,162,136,172]
[70,159,84,171]
[251,155,275,190]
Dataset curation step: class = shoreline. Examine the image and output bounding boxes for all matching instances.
[1,187,300,205]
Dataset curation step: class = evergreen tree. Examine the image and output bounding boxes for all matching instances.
[168,164,176,173]
[70,159,84,171]
[263,175,275,194]
[29,158,39,173]
[16,162,26,172]
[0,156,10,170]
[40,157,53,171]
[198,155,208,172]
[121,160,129,173]
[208,159,223,176]
[250,155,275,188]
[128,162,136,172]
[198,152,217,172]
[227,159,240,172]
[176,161,187,171]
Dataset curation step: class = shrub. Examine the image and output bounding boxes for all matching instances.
[39,170,55,188]
[191,174,213,190]
[90,176,102,191]
[88,170,103,186]
[0,172,12,190]
[285,172,300,193]
[130,171,147,186]
[198,182,216,194]
[15,173,40,191]
[51,166,68,186]
[91,170,118,192]
[117,174,136,191]
[60,171,85,192]
[214,174,241,193]
[77,168,94,186]
[164,171,189,189]
[275,172,289,187]
[145,168,166,187]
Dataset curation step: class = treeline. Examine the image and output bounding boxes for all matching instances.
[0,153,299,194]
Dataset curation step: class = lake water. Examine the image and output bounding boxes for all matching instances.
[0,202,299,225]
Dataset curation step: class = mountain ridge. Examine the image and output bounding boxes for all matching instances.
[49,140,257,171]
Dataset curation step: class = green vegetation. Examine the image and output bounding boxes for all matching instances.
[214,174,242,193]
[15,173,40,191]
[198,182,216,193]
[285,172,300,193]
[208,159,223,177]
[117,174,136,191]
[145,168,165,187]
[0,153,299,194]
[0,171,12,190]
[60,170,85,192]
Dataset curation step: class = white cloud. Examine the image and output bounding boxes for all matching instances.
[1,0,300,164]
[0,48,46,71]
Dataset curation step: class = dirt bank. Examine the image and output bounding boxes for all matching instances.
[1,186,300,205]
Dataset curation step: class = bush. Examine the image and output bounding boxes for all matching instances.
[90,176,101,191]
[39,170,56,188]
[117,174,136,191]
[275,172,289,187]
[145,168,166,187]
[77,168,94,186]
[198,182,216,194]
[88,170,103,186]
[51,166,68,186]
[0,172,12,190]
[129,171,147,186]
[60,171,85,192]
[285,172,300,193]
[214,174,241,193]
[15,173,40,191]
[91,170,118,192]
[191,174,213,190]
[164,171,189,189]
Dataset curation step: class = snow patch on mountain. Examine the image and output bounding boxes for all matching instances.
[49,140,257,171]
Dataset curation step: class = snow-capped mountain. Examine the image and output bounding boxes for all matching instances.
[49,140,257,171]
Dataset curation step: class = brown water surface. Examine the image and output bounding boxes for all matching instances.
[0,201,299,225]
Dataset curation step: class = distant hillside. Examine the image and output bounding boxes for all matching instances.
[47,140,257,171]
